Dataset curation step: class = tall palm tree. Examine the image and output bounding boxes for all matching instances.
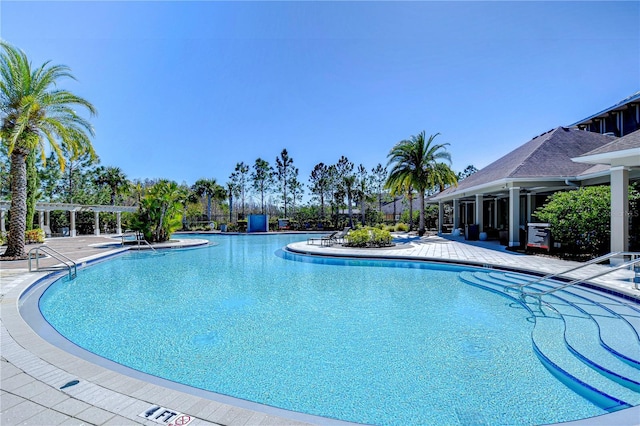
[386,131,453,236]
[1,43,96,258]
[95,166,129,205]
[192,178,222,222]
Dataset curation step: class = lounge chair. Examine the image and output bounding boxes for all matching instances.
[307,231,338,246]
[333,227,351,244]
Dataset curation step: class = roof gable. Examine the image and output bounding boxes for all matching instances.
[437,127,616,197]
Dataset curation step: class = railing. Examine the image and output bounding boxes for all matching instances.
[120,231,156,252]
[28,246,77,279]
[504,252,631,294]
[517,252,640,306]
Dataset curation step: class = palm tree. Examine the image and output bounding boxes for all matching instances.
[386,132,453,236]
[95,166,129,205]
[1,43,96,258]
[192,178,222,222]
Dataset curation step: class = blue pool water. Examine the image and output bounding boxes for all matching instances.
[39,234,605,425]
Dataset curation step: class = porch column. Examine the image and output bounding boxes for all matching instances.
[116,211,122,235]
[438,202,444,234]
[38,211,44,229]
[475,194,484,233]
[94,211,100,236]
[453,199,460,230]
[610,166,629,253]
[45,211,50,227]
[508,187,521,247]
[0,209,5,233]
[493,198,498,229]
[526,193,534,223]
[70,210,76,237]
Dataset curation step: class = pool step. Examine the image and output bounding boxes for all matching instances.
[497,272,640,369]
[458,271,640,410]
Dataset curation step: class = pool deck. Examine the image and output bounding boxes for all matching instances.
[1,233,639,425]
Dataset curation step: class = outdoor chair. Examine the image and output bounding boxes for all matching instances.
[307,231,338,246]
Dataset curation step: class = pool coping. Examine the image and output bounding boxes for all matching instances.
[2,234,639,425]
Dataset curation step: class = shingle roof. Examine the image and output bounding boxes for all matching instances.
[578,128,640,156]
[436,127,616,197]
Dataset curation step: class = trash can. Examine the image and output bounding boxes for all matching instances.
[465,224,479,241]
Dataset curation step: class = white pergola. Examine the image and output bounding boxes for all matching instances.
[0,201,137,237]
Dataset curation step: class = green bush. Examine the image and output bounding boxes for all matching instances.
[345,228,370,247]
[344,227,393,248]
[395,222,409,232]
[534,185,639,257]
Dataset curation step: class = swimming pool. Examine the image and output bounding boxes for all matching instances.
[34,234,634,425]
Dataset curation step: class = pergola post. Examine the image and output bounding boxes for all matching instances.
[45,211,50,227]
[94,211,100,236]
[475,194,484,233]
[39,211,44,229]
[610,166,629,253]
[508,187,521,247]
[438,202,444,233]
[0,209,5,233]
[116,211,122,235]
[70,210,76,237]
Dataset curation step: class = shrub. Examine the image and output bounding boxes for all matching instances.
[344,228,370,247]
[395,222,409,232]
[25,228,45,244]
[344,227,393,248]
[534,185,639,257]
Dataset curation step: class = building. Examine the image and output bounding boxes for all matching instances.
[429,92,640,252]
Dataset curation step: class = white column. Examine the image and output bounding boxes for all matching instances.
[493,198,498,229]
[509,187,521,247]
[438,202,444,234]
[94,211,100,236]
[526,193,534,223]
[0,209,5,233]
[475,194,484,233]
[38,211,44,229]
[70,211,76,237]
[116,211,122,234]
[453,199,460,231]
[45,211,50,227]
[610,166,629,253]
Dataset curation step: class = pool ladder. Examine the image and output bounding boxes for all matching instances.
[504,252,640,306]
[28,245,77,279]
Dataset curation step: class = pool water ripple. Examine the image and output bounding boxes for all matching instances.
[39,234,606,425]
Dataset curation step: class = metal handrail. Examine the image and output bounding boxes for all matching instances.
[521,255,640,305]
[28,246,77,279]
[504,251,628,294]
[120,231,156,252]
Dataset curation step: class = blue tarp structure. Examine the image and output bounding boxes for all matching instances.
[247,215,269,233]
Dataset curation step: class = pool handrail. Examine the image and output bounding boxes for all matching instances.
[521,255,640,306]
[504,252,626,294]
[28,245,77,279]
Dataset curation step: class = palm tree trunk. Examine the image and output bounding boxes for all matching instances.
[419,190,426,236]
[347,193,353,228]
[3,150,28,258]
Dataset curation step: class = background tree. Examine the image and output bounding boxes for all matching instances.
[192,178,223,222]
[288,168,304,220]
[386,131,452,236]
[230,162,249,218]
[457,164,478,181]
[355,164,369,226]
[335,156,355,228]
[308,162,331,220]
[95,166,129,205]
[0,43,96,258]
[371,163,388,216]
[225,180,240,223]
[275,148,294,218]
[251,158,273,214]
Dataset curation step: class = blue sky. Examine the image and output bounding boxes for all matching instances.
[1,1,638,189]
